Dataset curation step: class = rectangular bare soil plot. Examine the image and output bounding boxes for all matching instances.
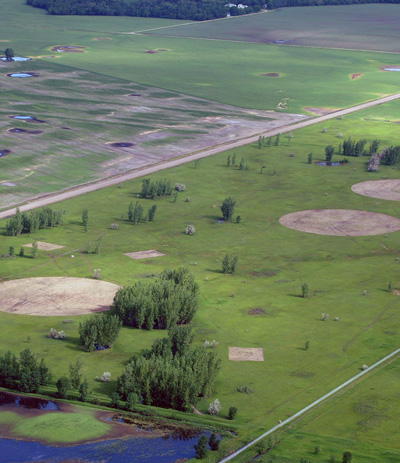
[229,347,264,362]
[124,250,166,259]
[23,241,65,251]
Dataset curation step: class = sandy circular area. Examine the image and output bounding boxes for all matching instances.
[351,179,400,201]
[279,209,400,236]
[0,277,120,316]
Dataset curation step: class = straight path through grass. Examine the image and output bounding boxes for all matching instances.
[1,91,400,219]
[219,347,400,462]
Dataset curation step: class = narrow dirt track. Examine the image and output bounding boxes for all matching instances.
[1,92,400,220]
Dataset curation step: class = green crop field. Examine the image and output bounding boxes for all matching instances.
[1,100,400,459]
[144,4,400,53]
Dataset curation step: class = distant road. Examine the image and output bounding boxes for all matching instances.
[1,92,400,220]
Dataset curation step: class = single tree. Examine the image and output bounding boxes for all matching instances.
[4,48,14,61]
[308,153,313,164]
[19,246,25,257]
[221,197,236,222]
[388,281,393,291]
[305,340,310,350]
[228,406,238,420]
[232,152,236,167]
[56,376,70,399]
[274,133,280,146]
[325,145,335,163]
[148,205,157,222]
[226,154,231,167]
[69,357,83,389]
[239,158,245,170]
[79,378,90,402]
[31,241,38,259]
[126,392,139,411]
[302,283,309,298]
[82,209,89,229]
[194,435,208,459]
[209,433,220,450]
[111,392,120,408]
[342,452,352,463]
[9,246,14,257]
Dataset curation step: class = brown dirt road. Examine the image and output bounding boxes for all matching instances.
[1,92,400,220]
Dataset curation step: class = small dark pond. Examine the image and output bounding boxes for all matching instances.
[9,128,43,134]
[128,93,142,97]
[110,142,134,148]
[0,391,58,410]
[0,150,11,158]
[316,162,343,166]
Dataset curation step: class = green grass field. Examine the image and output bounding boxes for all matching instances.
[145,4,400,52]
[1,101,400,459]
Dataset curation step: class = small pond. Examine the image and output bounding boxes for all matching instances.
[9,115,45,123]
[384,68,400,72]
[7,73,36,78]
[1,57,31,62]
[110,142,134,148]
[316,162,344,166]
[0,391,58,410]
[0,150,11,158]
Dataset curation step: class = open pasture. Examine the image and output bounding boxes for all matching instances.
[145,4,400,53]
[0,102,400,460]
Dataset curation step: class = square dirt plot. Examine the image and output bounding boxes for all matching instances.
[23,241,65,251]
[124,250,166,259]
[229,347,264,362]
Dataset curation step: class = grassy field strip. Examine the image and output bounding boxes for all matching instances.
[219,347,400,463]
[1,91,400,219]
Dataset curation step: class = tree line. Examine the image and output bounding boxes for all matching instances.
[26,0,264,20]
[117,325,221,410]
[111,267,199,329]
[6,207,63,236]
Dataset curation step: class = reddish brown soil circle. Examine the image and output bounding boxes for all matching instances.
[351,179,400,201]
[248,308,266,315]
[279,209,400,236]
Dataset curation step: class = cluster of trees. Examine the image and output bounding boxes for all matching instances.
[0,349,51,393]
[339,138,369,157]
[381,145,400,165]
[194,433,221,459]
[111,267,199,330]
[79,314,122,351]
[264,0,400,10]
[6,207,63,236]
[128,201,157,224]
[117,325,220,410]
[26,0,264,20]
[140,178,172,199]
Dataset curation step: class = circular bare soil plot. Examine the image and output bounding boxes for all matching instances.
[0,277,120,316]
[279,209,400,236]
[352,180,400,201]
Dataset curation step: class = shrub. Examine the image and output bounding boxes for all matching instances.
[101,372,111,382]
[221,197,236,221]
[186,224,196,235]
[49,328,67,340]
[126,392,139,411]
[175,183,186,192]
[237,385,253,394]
[208,398,221,415]
[194,435,208,459]
[111,392,120,408]
[209,433,220,451]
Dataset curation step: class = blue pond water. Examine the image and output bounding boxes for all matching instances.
[9,73,33,78]
[384,68,400,71]
[0,434,209,463]
[0,392,210,462]
[1,57,31,62]
[11,116,34,120]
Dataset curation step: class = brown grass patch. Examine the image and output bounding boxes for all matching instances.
[279,209,400,236]
[23,241,65,251]
[229,347,264,362]
[93,37,112,41]
[304,107,334,115]
[124,250,166,259]
[351,73,363,80]
[51,46,86,53]
[145,50,158,54]
[0,277,119,316]
[352,179,400,201]
[248,308,266,315]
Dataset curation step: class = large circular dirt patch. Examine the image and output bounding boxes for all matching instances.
[351,180,400,201]
[0,277,120,316]
[279,209,400,236]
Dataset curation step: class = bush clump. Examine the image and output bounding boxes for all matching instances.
[79,314,122,352]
